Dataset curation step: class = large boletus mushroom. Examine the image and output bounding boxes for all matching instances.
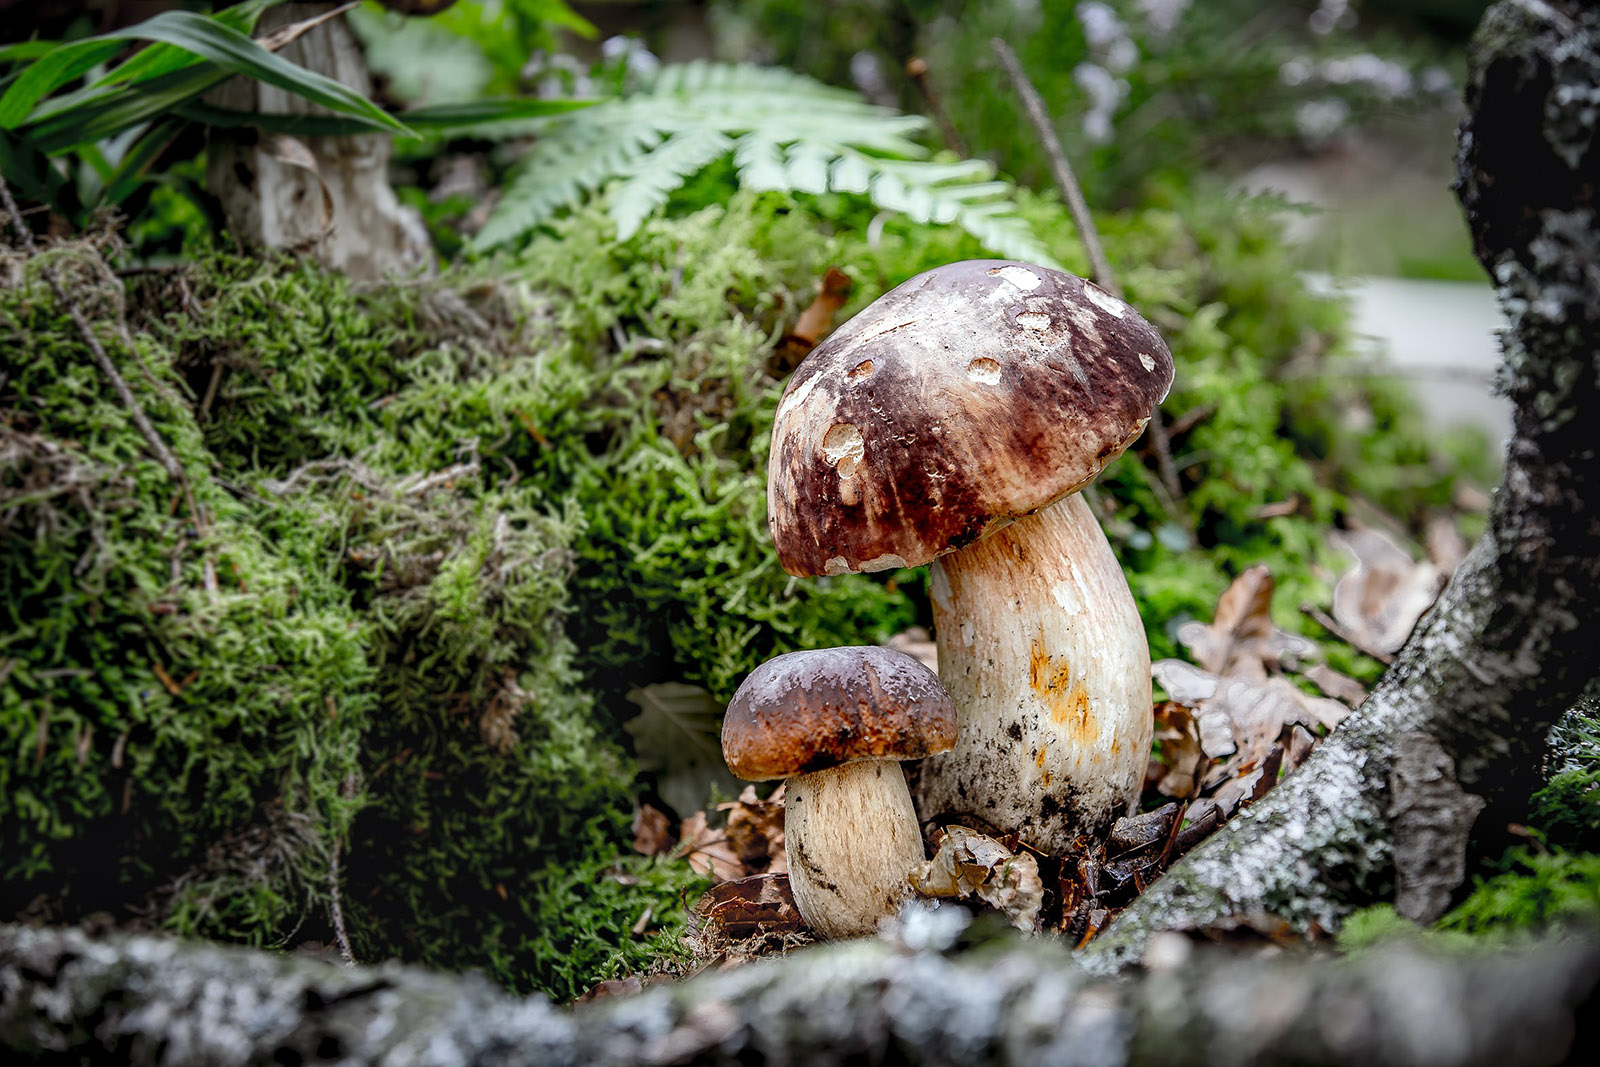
[767,260,1173,854]
[722,646,957,939]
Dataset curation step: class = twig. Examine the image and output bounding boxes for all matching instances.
[990,38,1114,290]
[1300,603,1396,666]
[0,173,188,491]
[257,1,360,53]
[905,57,967,156]
[990,37,1186,514]
[328,773,359,967]
[397,460,480,497]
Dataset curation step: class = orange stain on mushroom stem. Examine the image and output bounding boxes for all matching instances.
[1028,634,1098,746]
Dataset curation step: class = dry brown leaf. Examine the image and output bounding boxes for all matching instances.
[677,811,743,882]
[1424,513,1470,576]
[1176,565,1319,679]
[1283,723,1316,774]
[631,803,675,856]
[576,975,643,1003]
[1329,527,1444,656]
[1153,660,1349,819]
[693,872,806,940]
[719,785,787,876]
[1151,701,1206,799]
[1304,662,1367,707]
[884,626,938,672]
[909,825,1043,931]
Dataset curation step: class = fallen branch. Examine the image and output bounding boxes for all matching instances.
[2,920,1597,1067]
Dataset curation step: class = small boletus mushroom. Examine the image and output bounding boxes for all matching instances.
[722,646,957,939]
[766,260,1173,854]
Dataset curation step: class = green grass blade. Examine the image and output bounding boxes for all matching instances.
[0,39,124,127]
[176,96,594,139]
[88,0,274,89]
[10,9,409,136]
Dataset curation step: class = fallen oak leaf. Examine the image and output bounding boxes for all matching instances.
[1176,565,1318,680]
[909,825,1044,932]
[693,872,806,940]
[1329,527,1445,657]
[676,810,743,883]
[719,784,787,876]
[1150,701,1206,799]
[631,803,675,856]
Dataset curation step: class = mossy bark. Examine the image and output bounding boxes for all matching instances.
[1085,0,1600,971]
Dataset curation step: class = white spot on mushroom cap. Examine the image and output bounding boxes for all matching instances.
[1139,353,1156,372]
[967,357,1002,384]
[1083,282,1127,318]
[822,423,865,480]
[1016,311,1052,332]
[859,553,908,573]
[989,265,1041,291]
[776,372,822,427]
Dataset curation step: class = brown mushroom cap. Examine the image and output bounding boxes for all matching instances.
[722,646,957,781]
[767,260,1174,577]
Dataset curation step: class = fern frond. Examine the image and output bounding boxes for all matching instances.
[610,125,733,239]
[474,61,1060,269]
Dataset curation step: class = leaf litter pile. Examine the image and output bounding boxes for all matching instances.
[614,523,1465,987]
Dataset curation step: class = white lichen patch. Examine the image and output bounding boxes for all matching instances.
[822,422,866,479]
[967,357,1003,384]
[860,553,909,573]
[1082,282,1127,318]
[989,265,1042,291]
[1016,312,1053,332]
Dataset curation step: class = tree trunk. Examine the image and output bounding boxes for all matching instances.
[2,920,1597,1067]
[1084,0,1600,971]
[206,4,432,280]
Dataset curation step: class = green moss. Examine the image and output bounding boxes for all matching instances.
[1441,849,1600,934]
[1,246,373,940]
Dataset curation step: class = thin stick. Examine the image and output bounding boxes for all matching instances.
[328,772,359,966]
[906,57,967,156]
[990,38,1115,291]
[991,37,1186,513]
[0,174,186,487]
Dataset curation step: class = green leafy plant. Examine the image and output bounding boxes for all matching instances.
[0,1,584,238]
[472,60,1058,264]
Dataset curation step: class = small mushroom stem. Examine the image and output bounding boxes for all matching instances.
[915,493,1152,854]
[784,760,926,939]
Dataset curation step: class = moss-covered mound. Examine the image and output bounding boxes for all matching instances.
[2,188,1493,996]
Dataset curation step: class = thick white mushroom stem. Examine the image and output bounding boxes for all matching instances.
[915,493,1152,854]
[783,760,926,939]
